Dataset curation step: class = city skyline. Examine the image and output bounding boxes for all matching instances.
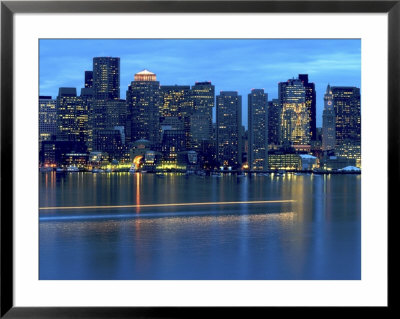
[39,39,361,128]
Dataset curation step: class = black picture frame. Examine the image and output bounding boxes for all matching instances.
[0,0,395,317]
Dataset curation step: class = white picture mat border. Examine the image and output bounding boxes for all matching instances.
[13,13,387,307]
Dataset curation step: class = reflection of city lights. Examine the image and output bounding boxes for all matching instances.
[39,199,296,211]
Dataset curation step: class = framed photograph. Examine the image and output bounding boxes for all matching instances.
[1,0,394,317]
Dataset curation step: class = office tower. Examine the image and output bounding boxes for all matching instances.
[90,99,126,153]
[216,91,242,168]
[299,74,317,141]
[322,84,336,151]
[39,96,57,145]
[268,99,280,147]
[93,57,120,100]
[331,86,361,166]
[56,88,88,146]
[85,71,93,88]
[190,82,215,149]
[331,86,361,144]
[126,70,161,145]
[248,89,268,170]
[160,85,193,149]
[279,77,311,150]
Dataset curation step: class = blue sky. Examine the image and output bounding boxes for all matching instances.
[39,39,361,128]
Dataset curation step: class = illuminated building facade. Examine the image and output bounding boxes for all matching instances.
[216,91,242,168]
[93,57,120,100]
[268,151,301,170]
[268,98,280,147]
[39,96,57,147]
[331,86,361,167]
[126,70,161,145]
[279,78,311,147]
[56,88,89,146]
[248,89,268,170]
[322,84,336,151]
[190,82,215,149]
[160,85,193,149]
[299,74,317,141]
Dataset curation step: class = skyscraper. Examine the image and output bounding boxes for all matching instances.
[267,98,280,147]
[298,74,317,141]
[279,77,311,150]
[39,96,57,145]
[216,91,242,168]
[190,81,215,149]
[322,84,336,151]
[126,70,161,144]
[331,86,361,144]
[160,85,193,149]
[331,86,361,166]
[248,89,268,170]
[93,57,120,100]
[56,88,88,145]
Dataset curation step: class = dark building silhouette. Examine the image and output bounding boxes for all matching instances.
[248,89,268,170]
[268,98,280,147]
[93,57,120,100]
[216,91,242,168]
[85,71,93,88]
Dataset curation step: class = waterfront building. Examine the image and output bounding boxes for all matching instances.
[190,81,215,149]
[268,98,280,147]
[268,149,301,170]
[216,91,242,168]
[299,154,318,170]
[126,70,161,145]
[321,155,357,171]
[248,89,268,170]
[40,140,87,167]
[93,57,120,100]
[299,74,317,141]
[322,84,336,151]
[279,77,311,149]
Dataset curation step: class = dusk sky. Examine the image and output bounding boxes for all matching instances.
[39,39,361,128]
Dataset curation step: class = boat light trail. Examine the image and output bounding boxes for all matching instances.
[39,200,296,211]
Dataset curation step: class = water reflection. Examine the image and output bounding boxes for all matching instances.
[39,173,361,280]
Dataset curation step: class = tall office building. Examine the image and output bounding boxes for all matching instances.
[160,85,193,149]
[126,70,161,144]
[331,86,361,144]
[216,91,242,168]
[322,84,336,151]
[279,77,311,149]
[268,98,280,147]
[56,87,89,147]
[85,71,93,88]
[331,86,361,166]
[190,81,215,149]
[93,57,120,100]
[248,89,268,170]
[39,96,57,144]
[299,74,316,141]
